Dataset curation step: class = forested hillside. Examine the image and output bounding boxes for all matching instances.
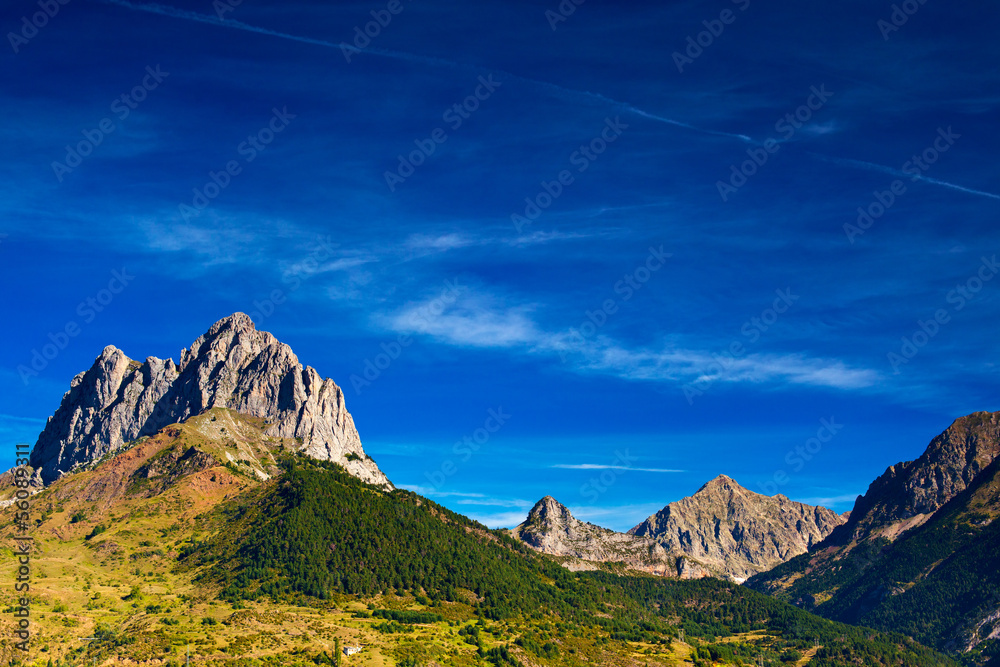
[181,457,957,667]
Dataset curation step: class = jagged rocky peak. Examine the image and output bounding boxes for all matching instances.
[516,496,587,543]
[511,495,709,578]
[629,475,845,582]
[527,496,571,521]
[28,313,391,488]
[829,410,1000,544]
[697,474,740,492]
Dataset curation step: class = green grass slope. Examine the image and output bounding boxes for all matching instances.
[0,410,958,667]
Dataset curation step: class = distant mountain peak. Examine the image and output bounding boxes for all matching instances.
[212,311,255,331]
[696,474,743,493]
[511,495,708,578]
[527,495,570,520]
[29,314,390,488]
[629,476,845,582]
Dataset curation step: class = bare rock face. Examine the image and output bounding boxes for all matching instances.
[629,475,845,582]
[745,411,1000,655]
[828,410,1000,544]
[510,496,711,578]
[28,313,391,488]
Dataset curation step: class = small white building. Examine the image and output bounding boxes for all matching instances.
[343,646,364,657]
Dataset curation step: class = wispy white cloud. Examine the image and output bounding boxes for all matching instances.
[463,510,532,529]
[579,345,880,389]
[397,484,485,499]
[796,493,859,508]
[385,292,881,393]
[506,230,598,247]
[551,464,685,473]
[285,256,373,278]
[403,230,603,256]
[566,502,668,531]
[427,500,668,531]
[454,498,534,509]
[405,233,476,253]
[389,294,542,348]
[0,414,47,424]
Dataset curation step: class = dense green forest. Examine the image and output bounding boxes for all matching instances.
[180,457,957,666]
[747,458,1000,665]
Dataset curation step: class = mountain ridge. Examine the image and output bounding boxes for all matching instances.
[747,410,1000,660]
[510,477,844,582]
[27,313,390,488]
[510,496,712,578]
[627,473,845,582]
[0,414,956,666]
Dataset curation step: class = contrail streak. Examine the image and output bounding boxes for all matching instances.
[96,0,754,143]
[809,153,1000,202]
[95,0,1000,203]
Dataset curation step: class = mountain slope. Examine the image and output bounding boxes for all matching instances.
[747,412,1000,662]
[829,411,1000,545]
[0,416,956,667]
[509,496,712,578]
[28,312,389,487]
[628,475,845,582]
[823,456,1000,658]
[747,411,1000,662]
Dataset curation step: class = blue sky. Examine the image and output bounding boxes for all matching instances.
[2,0,998,531]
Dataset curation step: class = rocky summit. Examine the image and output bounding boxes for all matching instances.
[746,411,1000,656]
[825,410,1000,545]
[510,496,712,578]
[28,313,390,488]
[629,475,845,582]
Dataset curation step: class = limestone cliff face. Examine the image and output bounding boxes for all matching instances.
[510,496,712,578]
[28,313,390,488]
[629,476,845,582]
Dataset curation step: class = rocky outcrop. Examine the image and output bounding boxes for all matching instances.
[510,496,711,578]
[629,475,845,582]
[826,411,1000,545]
[28,313,390,488]
[746,413,1000,656]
